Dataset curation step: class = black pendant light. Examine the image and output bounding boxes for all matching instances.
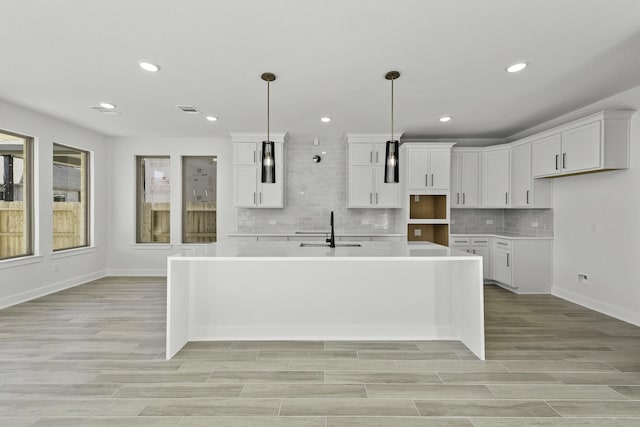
[261,72,276,184]
[384,71,400,183]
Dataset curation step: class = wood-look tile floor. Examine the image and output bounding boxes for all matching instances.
[0,277,638,426]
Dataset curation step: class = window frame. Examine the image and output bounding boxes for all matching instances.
[0,130,33,261]
[52,142,91,252]
[181,156,217,244]
[135,155,171,244]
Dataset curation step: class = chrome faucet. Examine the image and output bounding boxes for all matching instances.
[326,211,336,248]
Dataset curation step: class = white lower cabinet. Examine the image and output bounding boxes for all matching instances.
[450,237,490,280]
[452,234,552,293]
[492,239,513,287]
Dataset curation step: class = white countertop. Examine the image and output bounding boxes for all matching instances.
[450,233,553,240]
[173,240,479,259]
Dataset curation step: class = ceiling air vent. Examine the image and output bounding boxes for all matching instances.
[177,105,200,114]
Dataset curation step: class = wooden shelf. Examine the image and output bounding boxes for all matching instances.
[409,194,447,220]
[407,224,449,246]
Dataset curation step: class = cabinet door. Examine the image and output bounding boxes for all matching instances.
[374,167,400,208]
[373,143,386,166]
[258,166,283,208]
[561,121,601,173]
[234,167,257,207]
[511,143,532,207]
[450,152,462,207]
[492,247,512,286]
[234,142,258,165]
[349,143,374,166]
[471,244,490,280]
[349,166,374,207]
[429,149,451,190]
[460,152,480,207]
[407,147,429,189]
[532,134,561,177]
[482,148,510,207]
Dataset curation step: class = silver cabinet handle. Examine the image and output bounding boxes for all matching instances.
[475,240,487,243]
[253,192,256,205]
[463,193,466,205]
[506,253,510,267]
[505,192,508,205]
[370,151,373,163]
[562,153,567,169]
[472,249,476,254]
[497,242,508,246]
[376,193,379,204]
[526,190,530,205]
[457,193,460,204]
[425,174,428,187]
[369,193,373,204]
[376,151,379,163]
[431,174,434,186]
[555,154,559,170]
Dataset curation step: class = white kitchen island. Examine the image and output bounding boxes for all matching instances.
[167,240,485,360]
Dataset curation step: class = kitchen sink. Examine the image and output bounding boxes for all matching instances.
[299,242,362,248]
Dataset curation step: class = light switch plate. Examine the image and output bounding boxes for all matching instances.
[414,228,422,237]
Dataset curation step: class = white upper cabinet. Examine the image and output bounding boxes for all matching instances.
[531,111,634,178]
[511,142,551,208]
[482,146,510,208]
[451,149,481,207]
[403,143,455,191]
[345,134,401,208]
[231,132,287,208]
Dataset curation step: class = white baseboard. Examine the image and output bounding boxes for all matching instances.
[552,286,640,327]
[0,270,107,310]
[106,268,167,276]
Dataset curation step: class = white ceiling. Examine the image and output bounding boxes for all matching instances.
[1,0,640,142]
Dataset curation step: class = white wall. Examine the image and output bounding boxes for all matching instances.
[550,86,640,326]
[106,137,234,275]
[0,100,108,308]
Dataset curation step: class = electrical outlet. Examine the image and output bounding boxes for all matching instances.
[486,220,494,225]
[578,273,589,284]
[268,219,276,225]
[531,221,539,228]
[414,228,422,237]
[414,195,420,202]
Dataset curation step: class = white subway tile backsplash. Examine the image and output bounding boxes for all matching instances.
[451,208,553,236]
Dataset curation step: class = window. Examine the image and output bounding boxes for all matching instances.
[53,143,89,251]
[136,156,170,243]
[182,156,217,243]
[0,131,32,260]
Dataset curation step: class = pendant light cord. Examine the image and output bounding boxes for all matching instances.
[267,80,270,142]
[391,77,394,141]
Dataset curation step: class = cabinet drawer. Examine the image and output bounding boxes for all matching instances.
[494,238,512,249]
[471,237,490,246]
[450,237,470,246]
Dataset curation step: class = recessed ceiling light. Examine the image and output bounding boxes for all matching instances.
[439,116,452,122]
[99,102,116,109]
[139,62,160,72]
[506,62,528,73]
[206,116,218,122]
[321,117,332,123]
